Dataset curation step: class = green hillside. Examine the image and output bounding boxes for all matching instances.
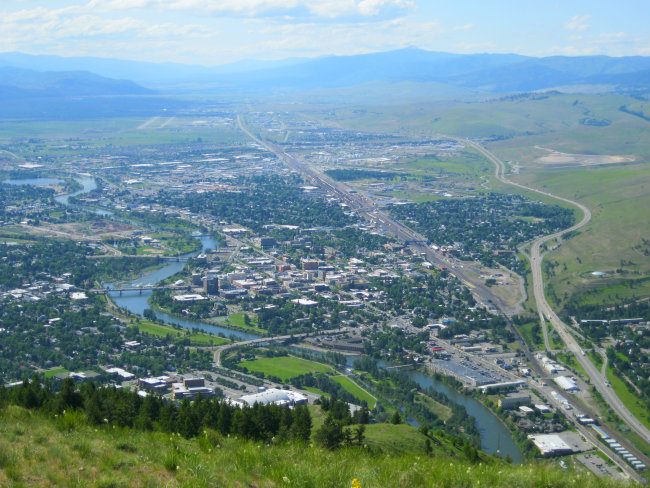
[0,404,632,488]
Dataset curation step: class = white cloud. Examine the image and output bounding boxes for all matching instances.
[564,14,590,32]
[87,0,413,18]
[452,23,473,32]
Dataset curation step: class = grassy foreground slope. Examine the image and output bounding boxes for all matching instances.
[0,405,631,488]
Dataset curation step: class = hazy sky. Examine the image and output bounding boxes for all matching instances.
[2,0,648,65]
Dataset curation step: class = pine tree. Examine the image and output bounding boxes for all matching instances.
[354,424,366,446]
[391,410,402,425]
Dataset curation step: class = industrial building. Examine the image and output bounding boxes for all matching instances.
[235,388,308,407]
[429,359,506,387]
[528,434,574,456]
[554,376,580,392]
[498,393,531,410]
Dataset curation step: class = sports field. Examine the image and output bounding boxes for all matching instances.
[239,356,334,381]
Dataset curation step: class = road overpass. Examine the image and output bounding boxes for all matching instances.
[213,328,349,367]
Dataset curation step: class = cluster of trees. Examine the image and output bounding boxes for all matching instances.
[304,227,392,259]
[562,299,649,326]
[608,337,649,407]
[0,238,158,289]
[104,234,201,256]
[150,175,356,234]
[0,183,57,224]
[364,327,430,357]
[109,208,198,232]
[0,294,214,382]
[241,296,375,336]
[353,357,480,445]
[150,289,213,319]
[313,397,369,449]
[561,300,649,406]
[369,272,476,318]
[389,193,574,272]
[292,372,369,407]
[2,377,312,443]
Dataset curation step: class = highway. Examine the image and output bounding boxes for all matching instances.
[238,114,650,448]
[236,115,515,315]
[466,140,650,447]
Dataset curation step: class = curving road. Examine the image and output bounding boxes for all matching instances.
[466,140,650,447]
[239,113,650,447]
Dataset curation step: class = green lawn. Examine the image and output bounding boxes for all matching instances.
[239,356,334,381]
[606,367,650,430]
[43,367,69,378]
[516,321,544,350]
[130,320,229,346]
[330,376,376,408]
[303,386,330,398]
[587,350,603,369]
[212,312,267,334]
[414,394,452,421]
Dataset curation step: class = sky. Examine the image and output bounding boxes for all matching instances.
[1,0,648,66]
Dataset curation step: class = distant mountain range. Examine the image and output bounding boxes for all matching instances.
[0,66,152,98]
[2,48,648,94]
[0,48,647,117]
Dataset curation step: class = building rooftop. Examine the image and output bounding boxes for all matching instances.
[528,434,573,456]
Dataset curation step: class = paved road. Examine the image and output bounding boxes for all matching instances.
[213,328,349,367]
[466,140,650,447]
[239,114,650,447]
[237,115,516,315]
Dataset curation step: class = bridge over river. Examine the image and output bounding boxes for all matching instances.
[90,285,191,295]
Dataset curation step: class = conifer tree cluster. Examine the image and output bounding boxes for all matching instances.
[2,377,312,443]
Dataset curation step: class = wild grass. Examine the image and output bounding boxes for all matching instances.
[0,404,633,488]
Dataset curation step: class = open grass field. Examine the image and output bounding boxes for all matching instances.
[516,321,544,351]
[606,367,650,431]
[414,393,453,421]
[212,312,267,335]
[0,116,249,160]
[239,356,334,381]
[330,375,376,408]
[0,404,620,488]
[42,367,69,378]
[511,164,650,309]
[130,319,229,346]
[309,405,451,456]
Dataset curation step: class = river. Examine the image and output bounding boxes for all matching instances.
[23,174,522,461]
[343,356,524,462]
[106,235,259,341]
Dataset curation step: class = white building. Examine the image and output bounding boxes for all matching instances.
[235,388,307,407]
[554,376,580,392]
[528,434,574,456]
